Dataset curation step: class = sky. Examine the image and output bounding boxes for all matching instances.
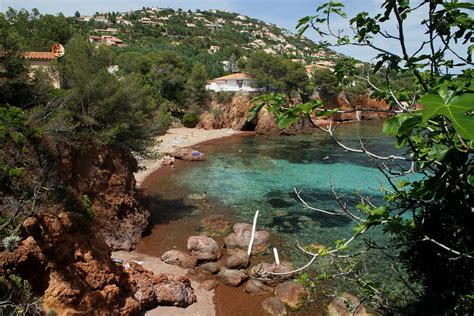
[0,1,467,64]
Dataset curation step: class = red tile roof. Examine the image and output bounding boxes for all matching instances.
[25,51,57,60]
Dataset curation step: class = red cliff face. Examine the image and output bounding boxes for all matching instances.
[198,92,392,135]
[198,92,313,135]
[0,138,195,314]
[59,142,149,251]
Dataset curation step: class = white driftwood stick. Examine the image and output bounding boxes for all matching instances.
[273,247,280,266]
[247,210,259,257]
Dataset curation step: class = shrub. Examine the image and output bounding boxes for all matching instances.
[211,108,224,118]
[182,112,199,128]
[216,92,234,104]
[3,235,21,251]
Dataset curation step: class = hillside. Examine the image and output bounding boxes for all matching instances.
[77,7,342,75]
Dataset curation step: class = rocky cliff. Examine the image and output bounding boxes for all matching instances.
[59,143,149,251]
[198,92,391,135]
[0,136,194,315]
[198,92,313,135]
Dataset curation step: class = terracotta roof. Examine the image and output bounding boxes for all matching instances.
[211,73,254,81]
[25,51,57,60]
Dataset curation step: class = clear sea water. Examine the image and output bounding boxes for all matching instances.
[146,121,413,301]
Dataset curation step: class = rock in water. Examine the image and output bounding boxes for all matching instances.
[187,236,222,260]
[249,262,294,286]
[224,223,270,254]
[275,281,309,310]
[201,214,230,236]
[224,249,249,269]
[244,279,273,295]
[168,147,206,161]
[217,268,249,287]
[161,250,197,269]
[327,292,371,316]
[262,297,288,316]
[199,262,220,274]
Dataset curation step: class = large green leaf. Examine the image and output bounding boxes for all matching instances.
[383,113,414,136]
[420,93,474,140]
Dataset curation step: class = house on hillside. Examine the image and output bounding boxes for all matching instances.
[18,44,64,88]
[89,35,126,47]
[206,73,264,92]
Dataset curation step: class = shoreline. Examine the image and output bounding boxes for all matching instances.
[134,127,246,187]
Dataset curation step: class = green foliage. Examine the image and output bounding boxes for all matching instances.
[215,92,234,104]
[248,93,338,128]
[245,51,310,96]
[57,36,159,153]
[182,112,199,128]
[312,68,342,98]
[294,0,474,313]
[0,274,42,315]
[184,62,208,112]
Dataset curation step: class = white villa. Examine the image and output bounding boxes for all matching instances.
[206,73,264,92]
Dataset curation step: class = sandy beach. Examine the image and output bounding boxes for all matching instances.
[134,127,242,186]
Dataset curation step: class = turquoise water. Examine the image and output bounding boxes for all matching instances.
[149,121,414,300]
[174,122,393,248]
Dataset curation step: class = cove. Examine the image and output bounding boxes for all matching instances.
[138,121,406,312]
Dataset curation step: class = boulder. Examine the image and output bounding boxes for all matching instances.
[275,281,309,310]
[217,268,249,287]
[187,236,222,261]
[244,279,273,295]
[327,293,371,316]
[249,262,294,286]
[224,249,249,269]
[127,264,196,309]
[262,297,288,316]
[199,280,219,291]
[199,262,220,274]
[168,148,205,161]
[224,223,270,254]
[161,250,197,269]
[201,214,230,236]
[153,274,196,307]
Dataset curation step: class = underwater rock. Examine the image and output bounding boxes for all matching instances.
[217,268,249,287]
[262,297,288,316]
[244,279,273,295]
[201,214,230,236]
[327,292,371,316]
[275,281,309,310]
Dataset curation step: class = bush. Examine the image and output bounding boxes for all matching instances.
[154,111,172,135]
[216,92,234,104]
[182,112,199,128]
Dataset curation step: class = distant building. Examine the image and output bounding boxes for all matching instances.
[208,45,221,54]
[4,44,66,89]
[206,73,264,92]
[94,28,118,34]
[206,23,223,30]
[89,35,126,47]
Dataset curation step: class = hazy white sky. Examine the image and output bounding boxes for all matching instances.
[1,1,467,63]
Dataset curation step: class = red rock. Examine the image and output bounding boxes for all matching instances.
[161,250,197,269]
[275,281,309,310]
[262,297,288,316]
[187,236,222,260]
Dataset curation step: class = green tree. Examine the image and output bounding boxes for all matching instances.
[312,68,342,98]
[245,51,309,96]
[252,1,473,313]
[184,62,208,112]
[58,36,158,153]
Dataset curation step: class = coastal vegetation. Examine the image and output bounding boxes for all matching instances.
[0,1,472,314]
